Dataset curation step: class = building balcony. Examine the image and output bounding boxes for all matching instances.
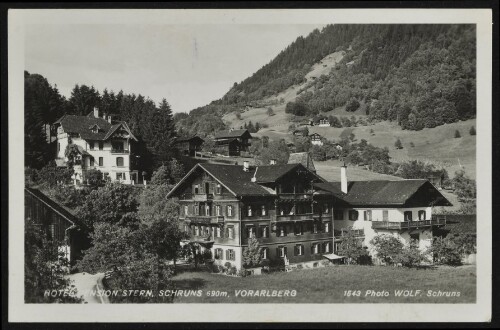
[111,149,130,154]
[334,228,365,238]
[191,193,214,202]
[185,215,224,225]
[371,217,446,230]
[275,213,315,222]
[278,193,314,202]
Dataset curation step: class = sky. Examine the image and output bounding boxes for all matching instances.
[25,24,324,113]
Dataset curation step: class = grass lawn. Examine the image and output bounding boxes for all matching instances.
[171,264,476,304]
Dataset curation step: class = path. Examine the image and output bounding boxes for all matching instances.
[66,272,107,304]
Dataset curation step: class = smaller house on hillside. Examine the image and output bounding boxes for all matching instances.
[318,119,330,127]
[214,129,252,156]
[288,152,316,173]
[309,133,323,146]
[175,136,204,156]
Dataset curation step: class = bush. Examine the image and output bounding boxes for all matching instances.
[85,169,105,188]
[370,234,404,265]
[469,126,476,135]
[429,236,462,266]
[345,98,360,112]
[394,138,403,149]
[394,241,427,268]
[454,130,461,138]
[237,269,248,277]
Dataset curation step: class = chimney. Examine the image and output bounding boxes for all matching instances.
[243,161,250,172]
[341,163,348,194]
[107,115,113,124]
[93,107,99,118]
[270,159,276,165]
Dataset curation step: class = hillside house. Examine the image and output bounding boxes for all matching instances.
[292,129,308,137]
[167,162,451,270]
[214,129,252,156]
[52,107,139,185]
[309,133,323,146]
[318,119,330,127]
[175,136,204,156]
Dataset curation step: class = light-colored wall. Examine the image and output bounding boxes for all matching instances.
[56,130,134,183]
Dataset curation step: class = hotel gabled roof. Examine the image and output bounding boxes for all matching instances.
[53,115,137,141]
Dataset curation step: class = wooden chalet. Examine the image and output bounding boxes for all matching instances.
[175,136,204,156]
[213,129,252,156]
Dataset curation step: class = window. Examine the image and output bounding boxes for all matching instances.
[324,204,329,214]
[334,210,344,220]
[262,248,269,260]
[194,204,200,216]
[294,222,303,236]
[89,141,95,150]
[227,226,234,239]
[277,246,287,258]
[247,226,255,238]
[98,157,103,166]
[311,243,321,254]
[90,158,94,167]
[404,211,413,221]
[313,222,319,234]
[348,210,359,221]
[215,248,224,260]
[324,242,332,253]
[294,244,304,256]
[277,225,287,237]
[383,210,389,221]
[116,173,123,181]
[216,184,222,194]
[261,205,267,216]
[247,205,252,217]
[227,205,233,217]
[195,226,200,236]
[204,204,211,216]
[260,226,269,238]
[226,249,235,261]
[99,141,104,150]
[418,210,426,220]
[215,205,221,216]
[116,157,124,167]
[184,225,189,233]
[112,142,124,151]
[216,226,221,238]
[364,210,372,221]
[323,222,330,233]
[184,205,189,216]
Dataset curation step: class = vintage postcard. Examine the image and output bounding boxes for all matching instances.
[8,7,492,323]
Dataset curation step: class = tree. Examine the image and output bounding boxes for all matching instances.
[369,128,375,135]
[150,160,185,185]
[454,130,461,138]
[242,237,262,268]
[68,84,101,116]
[76,183,139,229]
[337,228,370,265]
[370,234,404,265]
[64,144,81,169]
[257,139,290,165]
[469,126,476,136]
[202,136,216,154]
[345,98,361,112]
[394,138,403,149]
[25,218,83,303]
[36,161,74,187]
[394,240,427,268]
[429,236,462,266]
[452,170,476,214]
[267,107,275,116]
[146,99,177,164]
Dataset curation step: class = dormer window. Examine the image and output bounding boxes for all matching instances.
[89,124,101,133]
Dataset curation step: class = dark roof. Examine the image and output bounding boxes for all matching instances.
[314,180,452,207]
[310,133,322,138]
[54,115,137,141]
[214,129,252,139]
[175,136,204,143]
[288,152,316,172]
[168,163,321,198]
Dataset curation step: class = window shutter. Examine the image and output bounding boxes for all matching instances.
[226,250,229,260]
[311,244,315,254]
[284,247,287,257]
[294,245,298,256]
[276,247,280,257]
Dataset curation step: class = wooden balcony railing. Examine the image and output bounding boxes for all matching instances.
[185,215,224,224]
[111,149,130,154]
[278,193,314,201]
[275,213,315,221]
[371,218,446,230]
[334,228,365,238]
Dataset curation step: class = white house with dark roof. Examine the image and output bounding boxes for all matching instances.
[52,107,139,184]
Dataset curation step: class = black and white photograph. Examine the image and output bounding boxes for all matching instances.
[6,6,494,324]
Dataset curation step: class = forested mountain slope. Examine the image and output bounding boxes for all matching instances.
[176,24,476,136]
